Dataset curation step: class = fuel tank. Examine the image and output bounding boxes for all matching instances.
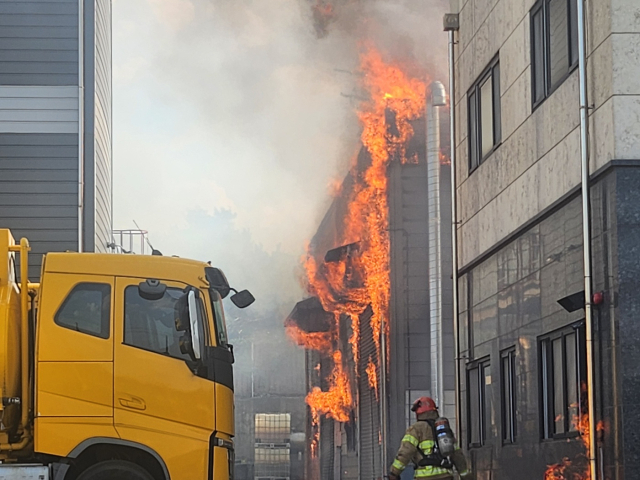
[0,230,22,436]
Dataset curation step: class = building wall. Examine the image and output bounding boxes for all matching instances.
[0,0,112,276]
[451,0,640,477]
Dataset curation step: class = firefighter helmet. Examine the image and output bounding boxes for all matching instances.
[411,396,437,415]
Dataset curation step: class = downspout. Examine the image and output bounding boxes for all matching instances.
[576,0,597,478]
[380,323,388,479]
[444,15,461,440]
[78,0,85,252]
[427,82,447,410]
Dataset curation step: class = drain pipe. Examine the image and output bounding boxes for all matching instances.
[576,0,597,478]
[427,81,447,411]
[444,14,461,440]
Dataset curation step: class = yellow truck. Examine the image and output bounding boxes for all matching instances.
[0,229,254,480]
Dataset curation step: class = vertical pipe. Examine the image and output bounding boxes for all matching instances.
[380,323,388,479]
[18,239,30,432]
[427,82,446,410]
[448,29,462,441]
[78,0,85,252]
[576,0,597,477]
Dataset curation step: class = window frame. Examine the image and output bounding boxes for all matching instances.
[122,284,209,362]
[500,347,517,444]
[539,321,586,440]
[468,55,502,172]
[467,357,491,448]
[530,0,580,109]
[54,282,111,339]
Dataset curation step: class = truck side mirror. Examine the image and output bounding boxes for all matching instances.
[138,279,166,301]
[175,289,201,361]
[230,289,255,309]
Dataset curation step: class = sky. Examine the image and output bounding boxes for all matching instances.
[112,0,449,310]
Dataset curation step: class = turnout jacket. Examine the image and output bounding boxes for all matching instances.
[390,411,469,479]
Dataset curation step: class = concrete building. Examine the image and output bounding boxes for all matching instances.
[0,0,113,277]
[448,0,640,477]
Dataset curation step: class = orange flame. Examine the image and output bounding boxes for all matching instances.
[291,46,427,424]
[305,351,353,423]
[366,356,378,399]
[543,385,605,480]
[285,320,332,353]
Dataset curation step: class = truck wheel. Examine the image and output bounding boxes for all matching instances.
[76,460,156,480]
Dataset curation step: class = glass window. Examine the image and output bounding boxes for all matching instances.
[468,57,501,171]
[531,0,579,106]
[501,348,517,443]
[124,286,203,360]
[540,323,586,439]
[209,289,229,346]
[468,358,491,446]
[55,283,111,339]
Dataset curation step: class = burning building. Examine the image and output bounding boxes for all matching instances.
[285,49,454,480]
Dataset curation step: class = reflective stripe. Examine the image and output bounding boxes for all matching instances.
[415,465,450,477]
[418,440,436,452]
[402,435,419,447]
[392,459,406,472]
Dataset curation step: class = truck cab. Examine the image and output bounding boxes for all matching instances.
[0,229,253,480]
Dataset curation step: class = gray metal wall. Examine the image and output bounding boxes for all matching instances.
[83,0,112,253]
[0,0,112,276]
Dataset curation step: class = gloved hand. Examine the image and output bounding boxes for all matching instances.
[388,474,400,480]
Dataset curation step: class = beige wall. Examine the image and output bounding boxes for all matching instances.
[453,0,640,267]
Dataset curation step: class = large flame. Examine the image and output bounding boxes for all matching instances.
[285,320,333,353]
[286,46,426,425]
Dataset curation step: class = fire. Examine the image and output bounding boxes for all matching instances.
[288,46,427,425]
[305,351,353,423]
[543,388,605,480]
[285,320,332,353]
[366,356,378,399]
[310,409,320,458]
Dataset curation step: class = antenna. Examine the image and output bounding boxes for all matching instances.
[133,220,162,256]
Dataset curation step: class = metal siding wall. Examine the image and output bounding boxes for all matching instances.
[93,0,111,252]
[0,0,79,86]
[0,133,79,278]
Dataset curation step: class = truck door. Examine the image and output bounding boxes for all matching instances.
[113,277,215,479]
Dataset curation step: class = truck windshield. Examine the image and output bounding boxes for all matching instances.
[209,289,229,347]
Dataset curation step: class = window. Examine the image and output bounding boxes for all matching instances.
[540,323,586,439]
[468,358,492,446]
[468,57,501,170]
[124,286,205,360]
[209,289,229,346]
[501,348,517,443]
[55,283,111,339]
[531,0,579,106]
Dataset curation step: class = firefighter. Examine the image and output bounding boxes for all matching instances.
[389,397,470,480]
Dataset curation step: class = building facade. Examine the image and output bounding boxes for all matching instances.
[0,0,112,277]
[450,0,640,478]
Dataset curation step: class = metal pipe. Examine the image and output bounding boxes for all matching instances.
[427,82,446,410]
[447,28,462,441]
[77,0,85,252]
[380,321,388,478]
[576,0,597,478]
[3,239,32,452]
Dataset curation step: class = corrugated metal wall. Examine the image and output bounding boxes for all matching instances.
[83,0,112,253]
[0,0,112,274]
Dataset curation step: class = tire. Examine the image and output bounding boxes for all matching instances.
[76,460,156,480]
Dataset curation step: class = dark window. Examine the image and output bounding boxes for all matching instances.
[55,283,111,339]
[540,323,586,439]
[468,57,501,171]
[501,348,517,443]
[209,289,229,346]
[124,286,205,360]
[531,0,579,107]
[468,358,491,446]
